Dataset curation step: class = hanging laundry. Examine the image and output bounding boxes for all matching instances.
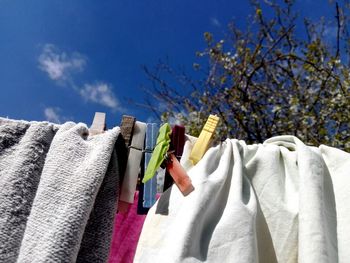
[0,118,57,263]
[108,191,147,263]
[135,135,350,262]
[2,115,350,263]
[0,118,122,263]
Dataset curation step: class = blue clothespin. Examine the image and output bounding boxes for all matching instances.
[143,123,159,208]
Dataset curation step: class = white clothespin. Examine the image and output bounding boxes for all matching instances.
[119,121,147,207]
[89,112,106,135]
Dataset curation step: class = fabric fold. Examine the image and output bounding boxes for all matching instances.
[135,135,347,263]
[320,145,350,262]
[0,118,57,263]
[108,191,147,263]
[15,122,120,263]
[135,139,265,262]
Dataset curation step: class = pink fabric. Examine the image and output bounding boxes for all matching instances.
[108,191,147,263]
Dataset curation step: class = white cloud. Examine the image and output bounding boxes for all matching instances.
[39,44,124,113]
[210,17,221,27]
[80,83,123,111]
[38,44,86,84]
[44,107,62,123]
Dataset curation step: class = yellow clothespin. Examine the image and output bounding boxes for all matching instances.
[189,114,219,165]
[89,112,106,135]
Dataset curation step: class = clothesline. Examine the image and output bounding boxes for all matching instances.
[0,116,349,263]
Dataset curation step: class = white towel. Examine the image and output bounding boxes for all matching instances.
[0,118,122,263]
[135,135,350,263]
[16,122,120,263]
[0,118,57,262]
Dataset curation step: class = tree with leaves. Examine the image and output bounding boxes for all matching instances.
[141,0,350,151]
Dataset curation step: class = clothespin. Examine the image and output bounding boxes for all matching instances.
[165,152,194,196]
[118,115,136,199]
[189,114,219,165]
[163,125,186,191]
[89,112,106,135]
[143,123,194,196]
[119,121,147,212]
[120,115,136,149]
[142,123,171,183]
[172,125,186,159]
[143,123,159,208]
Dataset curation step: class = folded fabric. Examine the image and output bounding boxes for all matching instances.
[0,118,58,262]
[0,118,122,263]
[17,122,121,263]
[135,135,350,262]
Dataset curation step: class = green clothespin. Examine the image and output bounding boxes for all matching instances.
[142,123,171,183]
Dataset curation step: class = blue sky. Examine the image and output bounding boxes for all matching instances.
[0,0,335,127]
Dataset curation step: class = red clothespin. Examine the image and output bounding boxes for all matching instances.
[165,151,194,196]
[172,125,185,159]
[163,125,186,191]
